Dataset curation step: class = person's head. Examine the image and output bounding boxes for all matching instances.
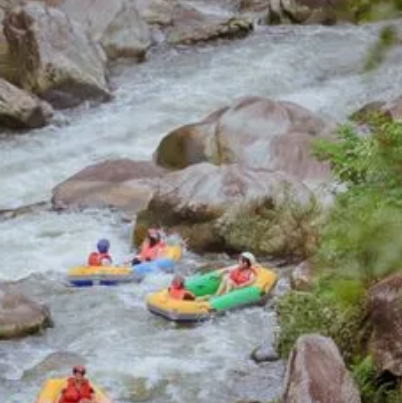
[97,239,110,254]
[147,229,160,246]
[72,365,86,380]
[239,252,256,268]
[171,275,185,289]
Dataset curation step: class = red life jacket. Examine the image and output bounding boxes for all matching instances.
[168,286,194,300]
[87,252,112,266]
[230,267,256,286]
[138,241,166,262]
[59,378,94,403]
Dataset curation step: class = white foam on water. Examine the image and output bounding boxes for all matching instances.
[1,22,402,403]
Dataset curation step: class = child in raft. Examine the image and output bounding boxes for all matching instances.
[87,239,113,267]
[167,252,257,301]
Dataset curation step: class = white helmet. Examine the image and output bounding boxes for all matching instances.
[240,252,256,266]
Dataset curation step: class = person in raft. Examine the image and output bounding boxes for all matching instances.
[168,275,195,300]
[87,239,113,267]
[56,366,95,403]
[214,252,257,295]
[131,229,166,265]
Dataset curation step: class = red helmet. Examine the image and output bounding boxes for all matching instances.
[73,365,86,375]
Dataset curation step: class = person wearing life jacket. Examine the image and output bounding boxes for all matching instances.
[56,366,95,403]
[131,229,166,265]
[168,275,195,300]
[215,252,257,296]
[87,239,112,267]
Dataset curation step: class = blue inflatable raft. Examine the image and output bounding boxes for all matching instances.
[67,245,181,287]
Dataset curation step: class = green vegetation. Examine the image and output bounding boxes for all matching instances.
[275,284,366,363]
[337,1,402,72]
[217,188,320,261]
[313,120,402,285]
[275,119,402,399]
[342,0,402,22]
[365,26,398,71]
[352,356,401,403]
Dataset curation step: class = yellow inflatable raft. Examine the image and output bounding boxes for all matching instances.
[67,245,181,287]
[147,266,278,322]
[35,378,112,403]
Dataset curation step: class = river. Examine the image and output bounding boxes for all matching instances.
[1,22,402,403]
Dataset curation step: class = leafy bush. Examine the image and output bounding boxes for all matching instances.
[217,187,321,261]
[313,121,402,285]
[352,356,402,403]
[340,0,402,22]
[275,288,365,363]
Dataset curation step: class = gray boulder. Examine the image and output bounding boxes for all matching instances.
[0,285,52,339]
[60,0,151,61]
[3,2,110,108]
[0,77,53,129]
[282,334,361,403]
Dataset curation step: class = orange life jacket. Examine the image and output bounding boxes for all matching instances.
[230,266,256,286]
[87,252,111,266]
[168,286,194,300]
[137,241,165,262]
[59,378,93,403]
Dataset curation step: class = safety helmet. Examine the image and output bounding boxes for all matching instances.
[97,239,110,253]
[73,365,86,375]
[147,229,160,241]
[240,252,256,266]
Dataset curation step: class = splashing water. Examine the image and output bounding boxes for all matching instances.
[1,23,402,403]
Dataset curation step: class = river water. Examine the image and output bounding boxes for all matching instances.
[1,22,402,403]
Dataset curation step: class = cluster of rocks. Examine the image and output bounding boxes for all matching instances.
[0,0,354,131]
[52,96,334,260]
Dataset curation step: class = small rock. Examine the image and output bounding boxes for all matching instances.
[251,342,280,363]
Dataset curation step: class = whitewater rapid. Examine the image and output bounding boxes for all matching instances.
[1,22,402,403]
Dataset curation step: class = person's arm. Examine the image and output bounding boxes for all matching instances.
[100,257,112,266]
[216,264,236,277]
[135,241,147,262]
[89,387,96,403]
[55,387,66,403]
[235,271,256,288]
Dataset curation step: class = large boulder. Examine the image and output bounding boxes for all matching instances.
[135,162,318,259]
[52,159,166,216]
[0,77,53,129]
[134,0,175,26]
[3,2,110,108]
[282,334,361,403]
[155,97,333,184]
[267,0,348,25]
[164,3,253,45]
[60,0,151,61]
[0,285,52,339]
[367,274,402,376]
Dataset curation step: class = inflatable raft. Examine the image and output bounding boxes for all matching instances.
[146,266,277,322]
[67,245,181,287]
[35,378,112,403]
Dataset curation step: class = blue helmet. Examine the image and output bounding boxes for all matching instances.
[97,239,110,253]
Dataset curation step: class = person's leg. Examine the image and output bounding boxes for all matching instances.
[226,280,236,293]
[216,276,229,295]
